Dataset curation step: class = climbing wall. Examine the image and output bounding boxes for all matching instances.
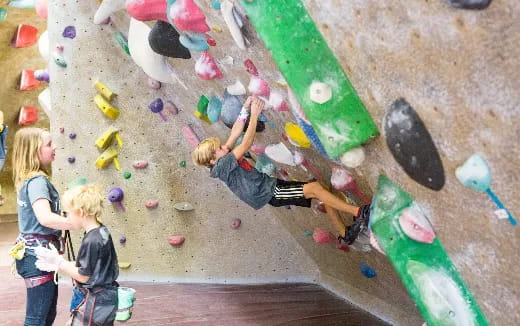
[41,0,520,325]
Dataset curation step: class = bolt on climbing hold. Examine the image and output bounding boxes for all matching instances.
[179,160,186,168]
[95,147,121,170]
[108,187,125,211]
[95,127,123,150]
[309,81,332,104]
[0,8,7,22]
[94,81,116,101]
[62,26,76,39]
[52,52,67,67]
[340,146,365,168]
[231,218,241,229]
[67,157,76,164]
[147,77,161,90]
[68,132,76,139]
[55,44,64,52]
[59,128,65,133]
[303,231,312,236]
[119,236,127,244]
[119,262,131,269]
[168,236,185,246]
[11,24,38,48]
[94,94,120,120]
[145,200,159,209]
[164,100,178,115]
[359,261,376,278]
[123,172,131,179]
[149,98,167,121]
[132,160,148,169]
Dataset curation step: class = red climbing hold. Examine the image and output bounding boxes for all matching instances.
[231,218,241,229]
[11,24,38,48]
[168,235,185,246]
[18,106,39,126]
[19,70,41,90]
[206,34,216,46]
[312,228,330,244]
[195,52,223,80]
[248,76,270,97]
[244,59,259,76]
[169,0,210,33]
[126,0,168,22]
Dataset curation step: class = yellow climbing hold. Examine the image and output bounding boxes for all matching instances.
[94,94,120,120]
[95,147,121,170]
[95,127,123,150]
[119,262,131,269]
[212,26,222,32]
[94,80,116,101]
[285,122,311,148]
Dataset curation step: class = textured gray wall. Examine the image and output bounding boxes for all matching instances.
[46,0,519,325]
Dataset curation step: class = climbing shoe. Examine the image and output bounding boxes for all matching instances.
[340,205,371,245]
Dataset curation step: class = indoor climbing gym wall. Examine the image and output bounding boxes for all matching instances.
[36,0,520,325]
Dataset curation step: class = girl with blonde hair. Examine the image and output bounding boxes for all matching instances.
[11,127,72,326]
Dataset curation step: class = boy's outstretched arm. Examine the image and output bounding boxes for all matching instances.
[232,97,264,159]
[224,96,252,150]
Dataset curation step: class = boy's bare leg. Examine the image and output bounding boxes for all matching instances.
[324,204,347,237]
[304,182,360,216]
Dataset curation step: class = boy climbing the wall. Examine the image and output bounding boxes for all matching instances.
[192,96,371,245]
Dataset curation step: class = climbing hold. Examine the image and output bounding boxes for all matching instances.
[0,9,7,22]
[113,31,130,55]
[38,88,51,118]
[443,0,492,9]
[285,123,311,148]
[221,0,246,50]
[108,187,126,211]
[145,200,159,209]
[330,166,370,204]
[206,34,216,46]
[255,154,276,176]
[119,262,131,269]
[62,26,76,39]
[35,0,47,18]
[37,31,49,60]
[179,160,186,168]
[122,172,131,179]
[59,128,64,133]
[168,235,185,246]
[168,0,210,33]
[94,94,120,120]
[244,59,258,76]
[359,262,377,278]
[309,81,332,104]
[494,209,509,220]
[149,98,167,121]
[398,205,436,244]
[173,202,194,211]
[19,70,41,90]
[181,125,200,149]
[210,0,221,9]
[207,96,222,123]
[194,95,211,123]
[248,76,270,97]
[265,143,295,166]
[293,151,304,166]
[303,231,312,237]
[195,52,223,80]
[18,106,38,125]
[369,232,386,256]
[132,160,148,169]
[384,99,445,191]
[164,100,178,115]
[67,177,88,190]
[126,0,168,22]
[95,147,121,170]
[11,24,38,48]
[148,21,191,59]
[456,154,517,226]
[312,228,330,244]
[119,236,126,244]
[227,80,246,96]
[100,17,111,25]
[55,44,64,52]
[7,0,34,8]
[68,132,76,139]
[94,81,116,101]
[52,52,67,68]
[231,218,241,229]
[95,127,122,150]
[147,77,161,90]
[269,92,288,112]
[179,33,208,52]
[67,157,76,164]
[220,55,234,65]
[93,0,125,24]
[340,147,365,168]
[220,90,243,128]
[34,69,49,83]
[250,143,266,154]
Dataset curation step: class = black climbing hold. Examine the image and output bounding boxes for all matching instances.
[443,0,492,9]
[148,21,191,59]
[220,90,264,132]
[384,98,445,191]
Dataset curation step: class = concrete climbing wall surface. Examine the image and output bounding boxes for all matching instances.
[45,0,519,325]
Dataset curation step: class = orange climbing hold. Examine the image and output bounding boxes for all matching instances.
[19,70,41,90]
[18,106,39,125]
[11,24,39,48]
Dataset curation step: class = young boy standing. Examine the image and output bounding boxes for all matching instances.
[192,96,370,245]
[34,184,119,326]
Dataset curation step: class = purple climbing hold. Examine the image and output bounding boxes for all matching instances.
[149,98,167,121]
[231,218,241,229]
[67,157,75,163]
[68,132,76,139]
[34,69,50,82]
[444,0,492,9]
[108,187,126,211]
[147,77,161,90]
[119,236,127,244]
[62,26,76,39]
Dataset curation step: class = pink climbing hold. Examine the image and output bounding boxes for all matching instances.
[248,76,270,97]
[244,59,259,76]
[126,0,168,22]
[182,125,200,149]
[195,52,223,80]
[398,207,436,244]
[164,100,178,115]
[19,70,41,91]
[168,235,185,246]
[269,92,288,112]
[250,143,266,154]
[231,218,241,229]
[147,77,161,90]
[169,0,210,33]
[132,160,149,169]
[206,34,216,46]
[313,228,330,244]
[35,0,48,19]
[145,200,159,209]
[331,166,352,192]
[55,44,64,52]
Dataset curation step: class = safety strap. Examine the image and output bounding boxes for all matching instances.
[24,273,54,288]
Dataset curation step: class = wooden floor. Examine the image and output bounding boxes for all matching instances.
[0,266,388,326]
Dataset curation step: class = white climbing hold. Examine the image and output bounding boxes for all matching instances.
[265,143,295,166]
[220,55,234,65]
[494,209,509,220]
[269,92,288,111]
[340,147,365,168]
[309,81,332,104]
[38,88,51,118]
[227,80,246,95]
[93,0,125,24]
[221,0,246,50]
[38,30,49,61]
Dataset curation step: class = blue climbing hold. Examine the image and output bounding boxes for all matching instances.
[179,33,208,52]
[207,96,222,123]
[210,0,221,9]
[360,262,376,278]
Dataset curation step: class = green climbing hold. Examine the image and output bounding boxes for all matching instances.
[303,231,312,237]
[371,175,488,325]
[179,160,186,168]
[239,0,378,157]
[123,171,131,179]
[67,177,88,190]
[114,31,130,55]
[0,8,7,22]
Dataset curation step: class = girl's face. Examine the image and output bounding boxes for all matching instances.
[38,132,56,165]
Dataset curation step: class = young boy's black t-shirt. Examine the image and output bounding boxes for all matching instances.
[76,225,119,289]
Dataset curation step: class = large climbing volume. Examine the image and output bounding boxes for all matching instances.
[240,0,378,158]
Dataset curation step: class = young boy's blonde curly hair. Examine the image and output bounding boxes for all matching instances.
[62,184,104,223]
[192,137,221,168]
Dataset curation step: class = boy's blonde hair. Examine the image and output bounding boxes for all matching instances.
[192,137,221,167]
[63,184,104,223]
[12,128,50,190]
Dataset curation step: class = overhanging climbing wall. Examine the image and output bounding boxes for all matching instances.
[42,0,520,325]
